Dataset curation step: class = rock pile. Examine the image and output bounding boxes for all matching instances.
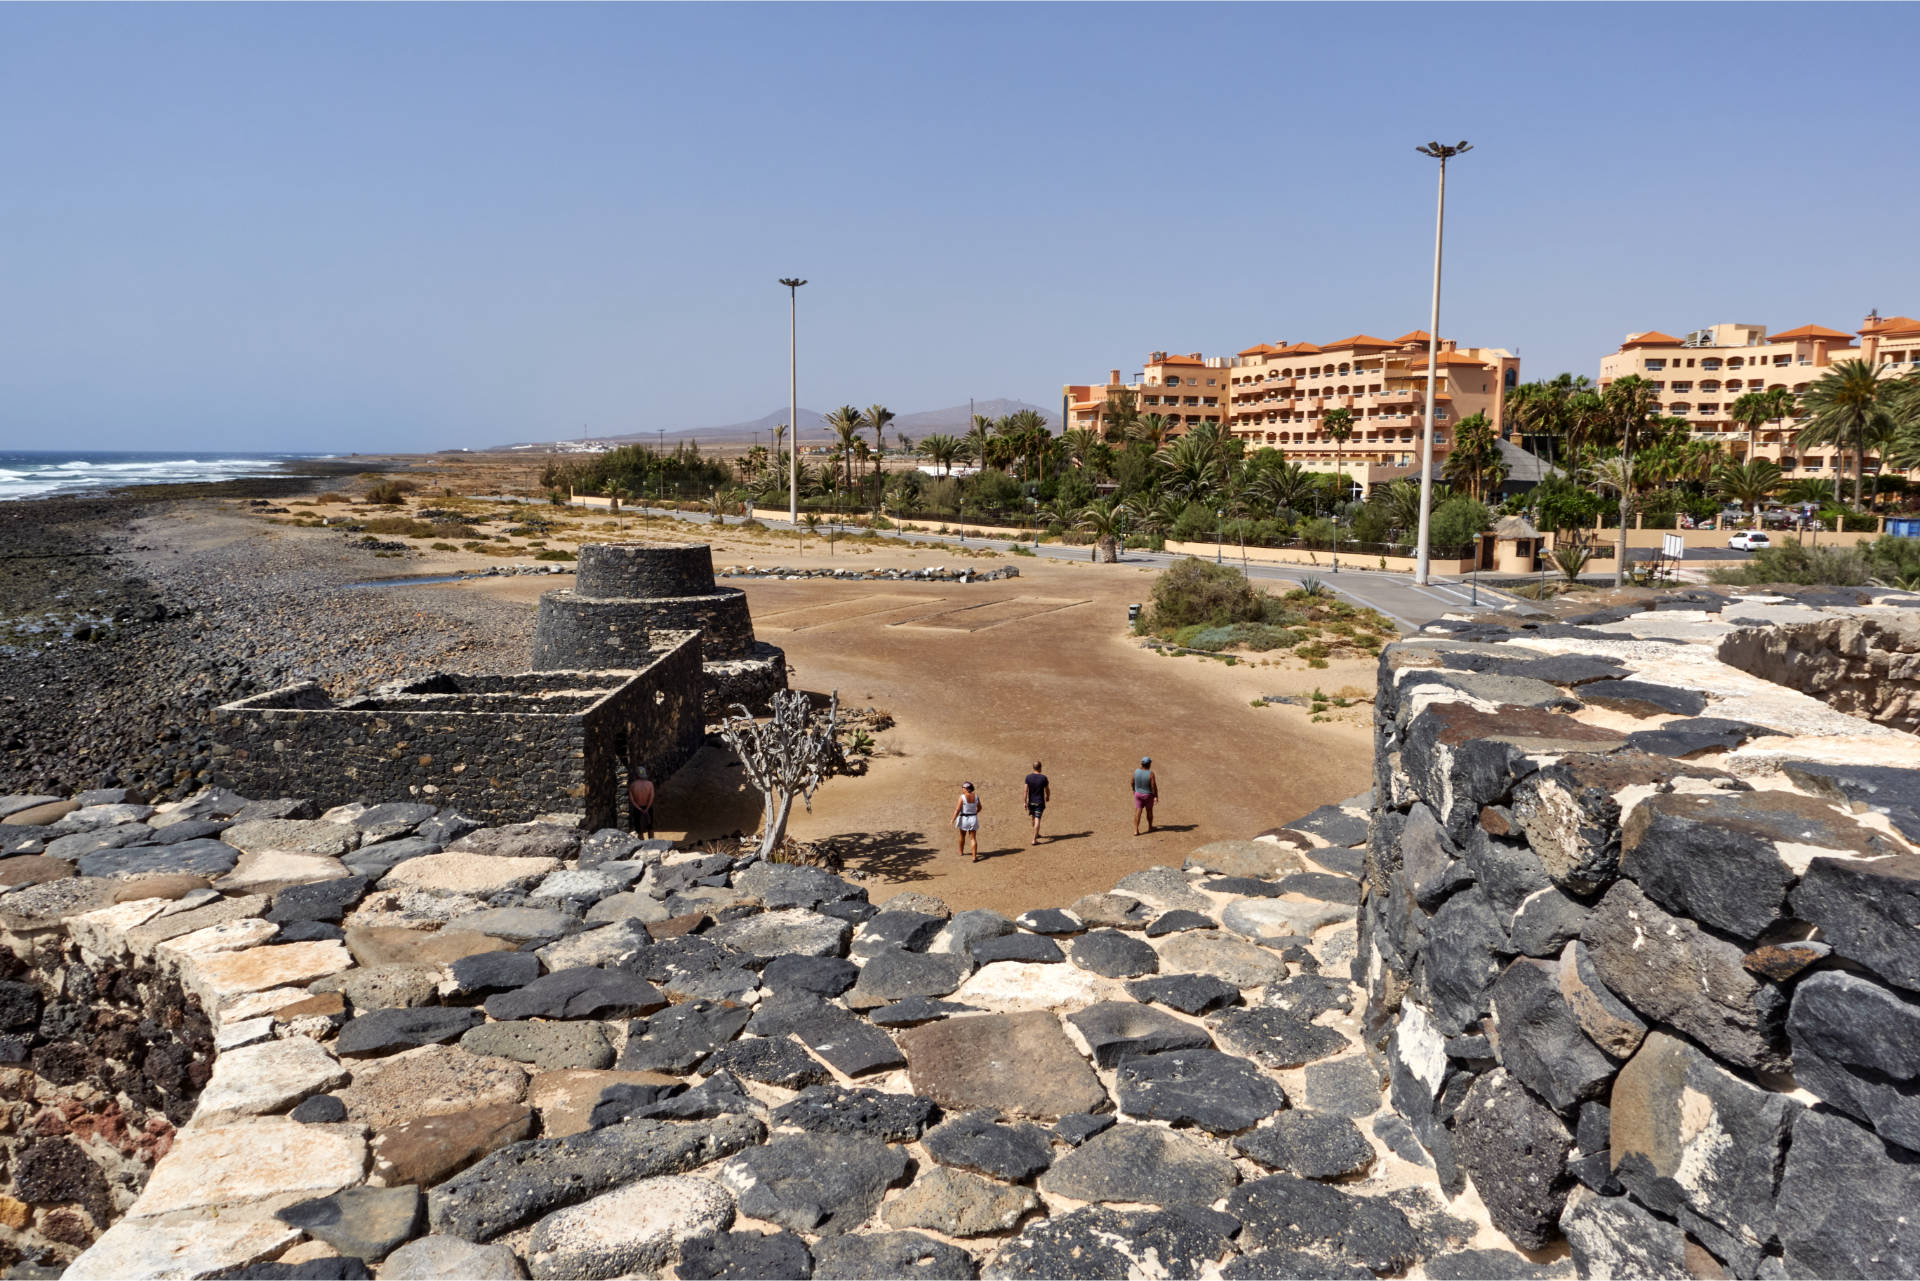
[0,783,1553,1279]
[1363,588,1920,1277]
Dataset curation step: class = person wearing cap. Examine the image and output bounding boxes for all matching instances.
[1131,757,1160,835]
[952,780,983,862]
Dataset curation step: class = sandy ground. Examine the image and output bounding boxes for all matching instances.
[459,549,1374,916]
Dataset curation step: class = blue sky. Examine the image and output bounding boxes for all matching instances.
[2,3,1916,453]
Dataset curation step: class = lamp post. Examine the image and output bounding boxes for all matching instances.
[1412,140,1470,586]
[779,278,807,526]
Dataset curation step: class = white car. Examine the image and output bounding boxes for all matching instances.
[1728,531,1772,552]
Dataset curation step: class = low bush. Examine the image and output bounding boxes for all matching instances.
[364,479,418,505]
[315,492,351,504]
[1710,541,1871,586]
[1148,558,1268,631]
[535,549,576,562]
[430,541,458,551]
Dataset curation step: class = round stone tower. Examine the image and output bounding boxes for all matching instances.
[532,542,787,712]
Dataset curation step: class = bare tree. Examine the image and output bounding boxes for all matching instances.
[718,689,840,859]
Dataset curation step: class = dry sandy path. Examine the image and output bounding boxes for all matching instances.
[462,553,1373,915]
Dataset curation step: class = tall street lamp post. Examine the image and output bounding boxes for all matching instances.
[779,278,807,525]
[1412,140,1470,586]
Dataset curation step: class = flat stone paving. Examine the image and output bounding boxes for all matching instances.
[40,787,1542,1280]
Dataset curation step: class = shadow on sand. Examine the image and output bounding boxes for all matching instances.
[816,829,939,883]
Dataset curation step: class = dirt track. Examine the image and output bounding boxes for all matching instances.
[463,553,1374,915]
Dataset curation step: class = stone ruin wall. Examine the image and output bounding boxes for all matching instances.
[1718,612,1920,733]
[533,542,788,715]
[1362,590,1920,1278]
[210,637,705,831]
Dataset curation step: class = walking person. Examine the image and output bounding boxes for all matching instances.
[1024,761,1051,845]
[1131,756,1159,836]
[628,766,656,839]
[953,781,983,862]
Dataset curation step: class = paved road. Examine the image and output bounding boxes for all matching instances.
[629,505,1518,632]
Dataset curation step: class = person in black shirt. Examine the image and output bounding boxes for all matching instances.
[1024,762,1051,845]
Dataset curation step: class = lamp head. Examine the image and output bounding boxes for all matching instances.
[779,277,807,288]
[1416,141,1471,160]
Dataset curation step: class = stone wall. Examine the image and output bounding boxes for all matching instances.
[1361,588,1920,1277]
[575,541,719,600]
[211,633,705,830]
[1718,613,1920,733]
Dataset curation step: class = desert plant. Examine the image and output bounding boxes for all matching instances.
[718,689,841,859]
[1550,540,1594,584]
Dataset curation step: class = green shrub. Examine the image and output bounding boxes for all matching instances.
[1430,495,1491,552]
[430,542,458,552]
[1710,541,1871,586]
[534,548,577,562]
[1148,558,1268,631]
[364,480,417,505]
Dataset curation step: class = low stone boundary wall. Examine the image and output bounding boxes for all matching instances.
[1719,612,1920,733]
[1361,587,1920,1277]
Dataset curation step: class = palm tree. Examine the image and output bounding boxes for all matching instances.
[865,404,895,508]
[1074,497,1127,563]
[605,480,631,531]
[1157,431,1222,501]
[1503,373,1590,469]
[920,434,960,476]
[1443,412,1504,502]
[1250,459,1320,518]
[1798,360,1894,506]
[1101,388,1141,445]
[1712,457,1783,527]
[824,406,868,501]
[1129,414,1172,453]
[1322,407,1356,505]
[1730,392,1771,462]
[965,417,995,470]
[1573,375,1665,586]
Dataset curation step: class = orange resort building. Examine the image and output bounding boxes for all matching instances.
[1597,312,1920,479]
[1064,333,1520,495]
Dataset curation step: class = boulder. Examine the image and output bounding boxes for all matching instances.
[461,1021,614,1071]
[810,1231,977,1280]
[986,1207,1239,1281]
[883,1167,1037,1238]
[1399,701,1626,840]
[447,823,582,861]
[524,1175,734,1279]
[1038,1123,1238,1207]
[1209,1007,1349,1069]
[336,1007,482,1057]
[847,949,974,1008]
[1233,1110,1374,1179]
[1557,1186,1688,1280]
[899,1011,1108,1120]
[445,950,542,998]
[1228,1173,1414,1270]
[1125,972,1242,1015]
[1623,788,1890,941]
[1066,1001,1213,1066]
[932,909,1016,955]
[851,909,946,957]
[1610,1031,1795,1254]
[1114,1048,1289,1134]
[1304,1056,1383,1119]
[771,1084,939,1142]
[1555,940,1646,1059]
[1512,752,1728,895]
[1790,851,1920,993]
[923,1111,1053,1182]
[1777,1107,1920,1280]
[1452,1069,1570,1251]
[1487,958,1614,1113]
[1112,867,1211,914]
[1068,893,1148,928]
[276,1186,423,1262]
[679,1231,812,1281]
[1152,931,1288,988]
[969,933,1065,965]
[1581,881,1785,1074]
[378,1235,524,1280]
[427,1114,764,1241]
[1263,973,1354,1022]
[701,1036,831,1089]
[1069,928,1161,978]
[707,908,852,960]
[1788,969,1920,1152]
[485,967,667,1022]
[715,1132,909,1236]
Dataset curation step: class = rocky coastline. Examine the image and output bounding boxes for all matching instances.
[0,477,534,802]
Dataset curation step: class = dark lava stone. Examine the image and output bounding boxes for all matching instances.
[680,1229,814,1280]
[290,1095,349,1125]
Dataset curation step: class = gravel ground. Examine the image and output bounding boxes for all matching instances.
[0,475,534,800]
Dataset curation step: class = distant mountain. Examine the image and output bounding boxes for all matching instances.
[485,399,1055,452]
[890,400,1057,437]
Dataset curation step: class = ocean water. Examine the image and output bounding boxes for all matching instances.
[0,451,313,501]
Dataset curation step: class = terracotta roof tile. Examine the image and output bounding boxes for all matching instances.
[1621,330,1683,348]
[1770,324,1854,342]
[1237,343,1277,357]
[1323,334,1396,349]
[1864,315,1920,337]
[1392,329,1433,345]
[1153,355,1205,367]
